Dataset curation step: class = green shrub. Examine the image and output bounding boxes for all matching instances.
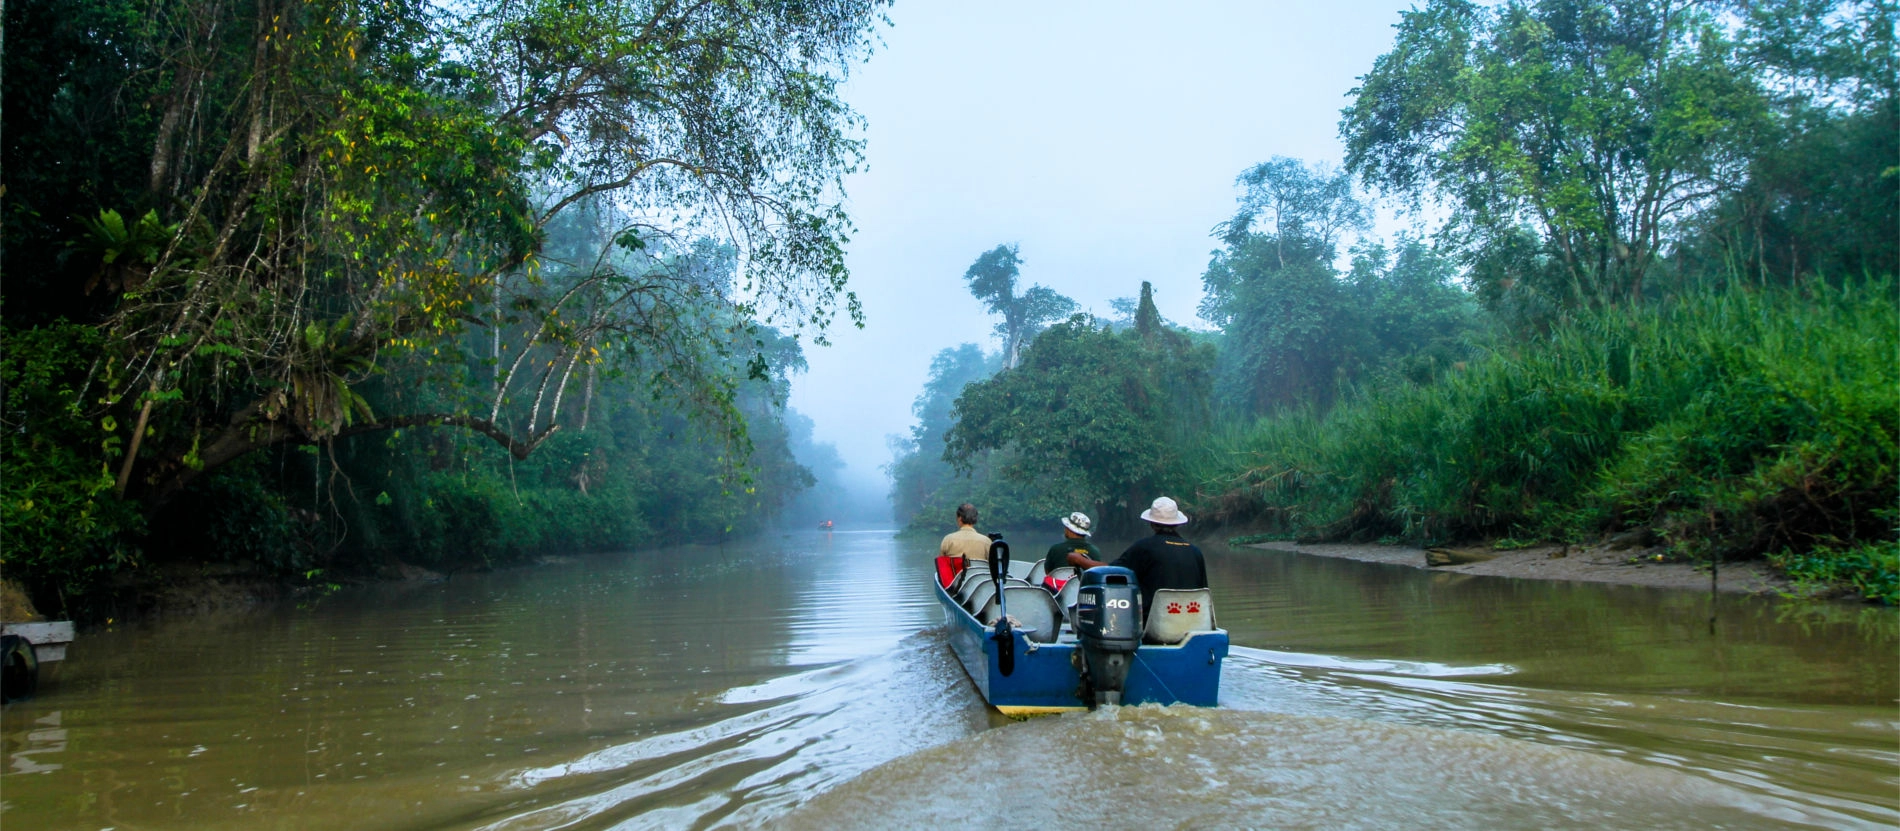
[1,323,145,614]
[148,458,305,571]
[1206,280,1899,576]
[1770,541,1900,605]
[355,427,656,569]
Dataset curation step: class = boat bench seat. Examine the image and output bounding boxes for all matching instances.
[957,572,993,605]
[1143,588,1216,645]
[951,564,1065,638]
[965,581,998,620]
[1000,585,1063,643]
[1056,577,1081,625]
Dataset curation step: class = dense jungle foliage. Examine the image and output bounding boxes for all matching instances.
[889,0,1896,601]
[1,0,887,617]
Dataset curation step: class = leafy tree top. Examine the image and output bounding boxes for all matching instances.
[945,286,1213,529]
[1341,0,1771,307]
[962,244,1077,369]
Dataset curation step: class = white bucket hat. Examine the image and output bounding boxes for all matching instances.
[1138,496,1189,526]
[1060,512,1093,536]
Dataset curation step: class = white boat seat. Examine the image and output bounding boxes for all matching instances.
[965,581,997,617]
[1047,566,1077,583]
[976,594,1001,625]
[1143,588,1216,645]
[957,572,994,604]
[1001,585,1062,643]
[1056,576,1080,612]
[1025,560,1046,584]
[951,561,998,593]
[1006,560,1036,581]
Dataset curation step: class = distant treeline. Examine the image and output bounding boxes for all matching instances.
[889,0,1896,601]
[1,0,890,618]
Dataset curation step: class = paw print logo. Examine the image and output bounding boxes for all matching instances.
[1186,602,1202,613]
[1166,602,1182,614]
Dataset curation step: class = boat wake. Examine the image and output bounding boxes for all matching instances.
[463,629,985,830]
[1217,646,1899,828]
[455,641,1893,829]
[778,703,1816,830]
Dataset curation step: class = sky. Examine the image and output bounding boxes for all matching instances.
[787,1,1422,496]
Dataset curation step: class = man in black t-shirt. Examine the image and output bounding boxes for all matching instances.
[1109,496,1208,616]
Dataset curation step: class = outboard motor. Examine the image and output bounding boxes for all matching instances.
[987,535,1015,677]
[1073,566,1140,706]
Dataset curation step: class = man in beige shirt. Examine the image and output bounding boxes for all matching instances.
[939,503,991,565]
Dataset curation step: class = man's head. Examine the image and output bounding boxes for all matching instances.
[1138,496,1188,529]
[956,503,979,527]
[1060,511,1092,539]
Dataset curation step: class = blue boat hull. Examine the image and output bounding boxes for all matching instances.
[935,577,1227,715]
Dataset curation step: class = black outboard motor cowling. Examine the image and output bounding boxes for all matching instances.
[987,535,1015,677]
[1074,566,1140,706]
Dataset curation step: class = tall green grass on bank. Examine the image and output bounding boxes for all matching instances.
[1200,280,1898,602]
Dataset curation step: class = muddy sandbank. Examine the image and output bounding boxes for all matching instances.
[1244,541,1794,596]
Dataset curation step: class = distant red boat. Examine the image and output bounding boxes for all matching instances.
[819,520,835,530]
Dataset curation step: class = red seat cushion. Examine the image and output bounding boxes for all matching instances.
[935,556,965,588]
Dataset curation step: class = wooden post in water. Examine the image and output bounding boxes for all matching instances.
[1709,552,1719,635]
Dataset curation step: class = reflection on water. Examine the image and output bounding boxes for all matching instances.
[2,529,1893,829]
[1207,538,1899,705]
[7,710,65,775]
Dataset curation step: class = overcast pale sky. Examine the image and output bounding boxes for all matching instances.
[788,1,1421,493]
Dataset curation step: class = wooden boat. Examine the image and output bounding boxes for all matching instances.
[2,620,74,703]
[935,540,1227,716]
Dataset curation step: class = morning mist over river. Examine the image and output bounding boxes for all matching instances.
[3,0,1895,828]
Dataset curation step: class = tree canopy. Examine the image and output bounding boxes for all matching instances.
[884,343,1012,529]
[944,283,1213,532]
[1215,157,1370,257]
[1201,157,1482,416]
[3,0,886,507]
[1,0,886,609]
[1342,0,1770,307]
[962,244,1078,370]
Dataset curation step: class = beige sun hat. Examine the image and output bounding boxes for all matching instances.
[1138,496,1189,526]
[1060,512,1093,536]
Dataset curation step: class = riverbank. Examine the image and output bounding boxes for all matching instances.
[1199,283,1895,605]
[1246,540,1798,596]
[37,559,452,626]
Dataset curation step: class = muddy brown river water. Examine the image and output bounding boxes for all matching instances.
[3,529,1895,829]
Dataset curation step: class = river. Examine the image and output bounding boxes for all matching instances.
[3,529,1894,829]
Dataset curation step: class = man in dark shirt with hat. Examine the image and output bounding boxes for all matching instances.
[1071,490,1200,616]
[1115,496,1209,615]
[1070,496,1208,615]
[1044,511,1101,573]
